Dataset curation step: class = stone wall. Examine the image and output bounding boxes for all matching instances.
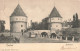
[29,30,50,35]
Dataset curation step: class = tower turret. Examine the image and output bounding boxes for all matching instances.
[48,6,62,33]
[10,4,27,33]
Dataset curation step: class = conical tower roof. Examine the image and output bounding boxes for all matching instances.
[10,4,27,17]
[49,6,62,18]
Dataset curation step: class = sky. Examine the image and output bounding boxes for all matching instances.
[0,0,80,30]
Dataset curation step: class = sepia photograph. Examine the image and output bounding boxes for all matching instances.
[0,0,80,43]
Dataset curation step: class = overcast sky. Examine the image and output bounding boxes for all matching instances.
[0,0,80,30]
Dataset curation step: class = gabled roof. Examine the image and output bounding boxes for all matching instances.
[49,6,62,18]
[10,4,27,17]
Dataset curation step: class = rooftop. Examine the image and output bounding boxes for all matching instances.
[10,4,27,17]
[49,6,62,18]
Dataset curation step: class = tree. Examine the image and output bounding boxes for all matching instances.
[31,17,49,30]
[31,22,39,30]
[72,13,79,28]
[62,28,79,37]
[0,20,5,32]
[1,24,5,32]
[41,17,49,30]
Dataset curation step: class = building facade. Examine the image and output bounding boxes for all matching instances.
[10,4,27,32]
[48,7,62,33]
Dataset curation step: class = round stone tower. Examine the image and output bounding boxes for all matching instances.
[48,7,62,33]
[10,4,27,32]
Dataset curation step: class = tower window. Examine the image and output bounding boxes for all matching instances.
[21,25,23,27]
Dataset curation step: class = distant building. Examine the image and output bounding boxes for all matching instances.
[62,21,72,29]
[0,20,5,32]
[10,4,27,32]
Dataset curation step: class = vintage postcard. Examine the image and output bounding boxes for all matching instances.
[0,0,80,51]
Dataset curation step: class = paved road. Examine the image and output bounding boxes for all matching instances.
[20,33,75,43]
